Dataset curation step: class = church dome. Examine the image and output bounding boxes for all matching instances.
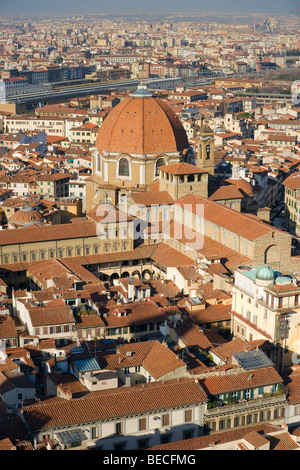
[256,265,275,282]
[8,202,43,227]
[96,88,189,156]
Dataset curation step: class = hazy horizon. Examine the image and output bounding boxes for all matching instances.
[0,0,299,16]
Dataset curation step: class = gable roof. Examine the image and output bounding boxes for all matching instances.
[199,366,283,396]
[159,162,207,175]
[23,378,207,431]
[0,220,97,246]
[175,194,286,241]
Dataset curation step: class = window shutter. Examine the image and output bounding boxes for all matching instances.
[162,414,170,427]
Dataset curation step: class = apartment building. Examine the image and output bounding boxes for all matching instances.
[231,265,300,369]
[21,378,208,450]
[37,173,71,198]
[201,352,286,434]
[283,172,300,235]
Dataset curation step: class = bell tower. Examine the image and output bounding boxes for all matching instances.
[197,123,215,175]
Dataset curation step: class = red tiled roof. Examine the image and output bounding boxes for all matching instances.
[27,304,75,327]
[159,162,207,175]
[175,194,285,241]
[0,315,17,339]
[23,378,207,431]
[199,366,283,395]
[0,220,97,246]
[148,424,282,450]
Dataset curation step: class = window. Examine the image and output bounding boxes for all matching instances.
[137,439,148,450]
[294,406,300,416]
[162,414,170,427]
[114,442,126,451]
[160,434,172,444]
[183,430,194,440]
[91,427,99,439]
[115,422,123,435]
[184,410,192,423]
[139,418,147,431]
[219,419,226,430]
[118,158,130,177]
[155,157,165,176]
[234,416,241,427]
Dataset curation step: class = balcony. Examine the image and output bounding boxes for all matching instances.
[206,392,286,417]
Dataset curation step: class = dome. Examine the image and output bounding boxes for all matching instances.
[96,88,189,156]
[8,203,43,227]
[275,276,292,285]
[256,266,275,281]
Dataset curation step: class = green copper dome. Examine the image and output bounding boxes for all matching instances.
[256,265,275,281]
[275,276,292,284]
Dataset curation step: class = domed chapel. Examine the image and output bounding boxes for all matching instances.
[86,86,214,212]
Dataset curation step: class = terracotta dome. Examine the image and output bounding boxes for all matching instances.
[8,202,43,227]
[96,88,189,155]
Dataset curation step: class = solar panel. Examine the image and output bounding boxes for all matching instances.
[232,349,274,371]
[55,429,87,445]
[74,357,100,373]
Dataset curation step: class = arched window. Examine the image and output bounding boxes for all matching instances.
[264,245,281,265]
[118,158,130,177]
[155,157,165,176]
[96,153,101,173]
[206,144,210,160]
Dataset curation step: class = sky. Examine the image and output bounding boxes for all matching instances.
[0,0,299,16]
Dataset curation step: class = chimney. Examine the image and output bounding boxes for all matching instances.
[128,275,135,301]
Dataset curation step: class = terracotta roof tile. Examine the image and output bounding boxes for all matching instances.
[199,366,283,396]
[176,194,284,241]
[148,424,282,450]
[23,378,207,431]
[96,93,189,155]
